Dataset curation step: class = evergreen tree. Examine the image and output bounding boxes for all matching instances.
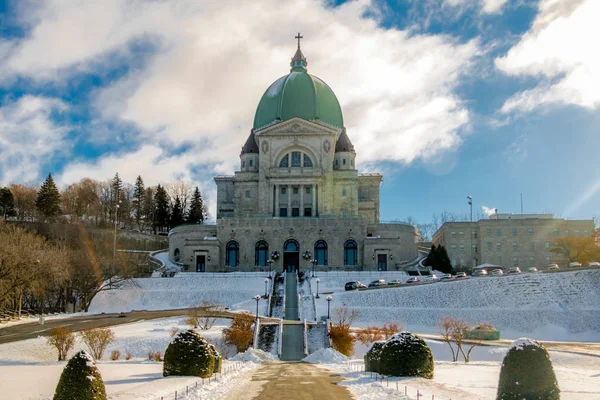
[424,245,437,267]
[187,186,206,224]
[132,176,145,229]
[170,196,184,228]
[143,187,155,231]
[424,245,452,274]
[153,185,170,232]
[36,173,61,220]
[111,173,123,223]
[0,187,15,219]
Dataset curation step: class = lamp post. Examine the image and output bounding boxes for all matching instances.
[468,195,474,270]
[326,295,332,319]
[253,295,261,322]
[266,258,273,278]
[263,278,269,298]
[315,278,321,299]
[467,195,473,222]
[311,258,318,278]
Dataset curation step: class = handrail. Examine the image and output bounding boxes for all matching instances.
[253,317,261,349]
[278,319,284,358]
[303,319,309,356]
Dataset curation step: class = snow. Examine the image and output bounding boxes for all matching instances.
[0,317,261,400]
[89,275,273,314]
[298,277,316,321]
[327,269,600,340]
[510,337,542,351]
[0,312,88,329]
[302,348,348,364]
[230,348,278,363]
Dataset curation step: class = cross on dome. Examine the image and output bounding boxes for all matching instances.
[295,32,303,49]
[291,32,307,71]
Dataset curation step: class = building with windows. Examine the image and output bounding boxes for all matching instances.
[168,40,417,272]
[432,213,595,270]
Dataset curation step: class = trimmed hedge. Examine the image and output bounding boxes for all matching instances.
[364,341,385,373]
[497,338,560,400]
[53,350,106,400]
[163,330,214,378]
[208,343,222,374]
[465,329,501,340]
[379,332,434,379]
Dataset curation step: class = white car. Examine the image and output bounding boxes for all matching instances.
[423,274,440,282]
[547,264,559,270]
[569,262,583,268]
[491,269,504,277]
[587,261,600,267]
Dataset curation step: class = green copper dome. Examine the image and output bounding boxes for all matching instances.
[253,46,344,130]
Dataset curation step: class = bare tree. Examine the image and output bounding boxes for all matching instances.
[439,316,459,361]
[9,183,38,221]
[405,216,417,227]
[417,223,436,242]
[439,316,482,362]
[166,181,193,215]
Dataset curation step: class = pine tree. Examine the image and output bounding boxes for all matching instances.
[0,187,15,219]
[170,196,184,228]
[143,187,155,231]
[36,173,61,221]
[111,173,123,223]
[187,186,206,224]
[132,176,145,229]
[153,185,170,232]
[437,245,453,274]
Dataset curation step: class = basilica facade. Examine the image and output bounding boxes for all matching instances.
[168,40,417,272]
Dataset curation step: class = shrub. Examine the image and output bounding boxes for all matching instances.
[330,325,355,356]
[125,352,132,360]
[379,332,434,379]
[110,350,121,361]
[80,328,115,360]
[46,327,75,361]
[356,322,403,346]
[222,313,254,353]
[147,350,162,361]
[208,343,222,373]
[380,322,402,339]
[53,350,106,400]
[497,338,560,400]
[170,327,180,337]
[364,341,385,373]
[163,330,214,378]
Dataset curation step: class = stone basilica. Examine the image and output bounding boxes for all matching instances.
[168,39,417,273]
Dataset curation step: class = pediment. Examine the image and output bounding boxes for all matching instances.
[256,117,341,137]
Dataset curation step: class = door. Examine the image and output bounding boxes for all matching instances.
[377,254,387,271]
[196,255,206,272]
[283,252,299,272]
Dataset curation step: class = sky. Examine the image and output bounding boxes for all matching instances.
[0,0,598,225]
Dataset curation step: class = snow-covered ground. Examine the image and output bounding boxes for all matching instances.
[0,317,260,400]
[315,269,600,340]
[298,277,316,321]
[89,275,273,315]
[304,339,600,400]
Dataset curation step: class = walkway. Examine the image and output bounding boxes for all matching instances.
[223,362,352,400]
[280,272,305,361]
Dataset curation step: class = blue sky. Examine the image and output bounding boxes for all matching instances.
[0,0,598,226]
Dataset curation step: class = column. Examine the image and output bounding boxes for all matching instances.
[287,184,292,216]
[300,184,304,217]
[312,184,316,217]
[275,184,279,217]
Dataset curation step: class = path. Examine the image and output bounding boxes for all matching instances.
[223,362,352,400]
[280,272,305,361]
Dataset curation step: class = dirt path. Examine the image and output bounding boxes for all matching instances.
[223,362,352,400]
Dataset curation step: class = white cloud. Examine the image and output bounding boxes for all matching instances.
[0,96,68,184]
[444,0,508,14]
[482,205,497,216]
[497,0,600,113]
[2,0,480,186]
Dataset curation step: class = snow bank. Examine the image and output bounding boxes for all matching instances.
[302,348,348,364]
[230,348,278,363]
[89,275,270,313]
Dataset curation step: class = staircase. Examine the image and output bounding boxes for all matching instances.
[280,272,305,361]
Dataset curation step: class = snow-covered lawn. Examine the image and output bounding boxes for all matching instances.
[305,339,600,400]
[0,317,261,400]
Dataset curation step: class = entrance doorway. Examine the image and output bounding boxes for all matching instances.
[377,254,387,271]
[283,239,300,273]
[196,255,206,272]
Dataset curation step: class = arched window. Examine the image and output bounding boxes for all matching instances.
[174,248,180,262]
[314,240,328,266]
[284,239,299,252]
[344,240,357,266]
[279,152,313,168]
[226,241,239,267]
[255,241,269,266]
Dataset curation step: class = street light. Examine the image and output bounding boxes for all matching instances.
[326,295,332,319]
[266,258,273,278]
[311,258,318,278]
[467,195,473,222]
[263,278,269,298]
[468,195,473,269]
[253,295,261,321]
[315,278,321,299]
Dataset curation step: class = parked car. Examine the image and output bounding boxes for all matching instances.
[587,261,600,267]
[356,281,367,289]
[547,264,559,270]
[472,270,488,277]
[345,281,358,291]
[491,269,504,276]
[454,272,467,279]
[406,277,420,284]
[368,279,387,288]
[527,267,538,273]
[569,262,582,268]
[439,273,453,280]
[423,274,440,282]
[388,279,402,285]
[507,267,521,274]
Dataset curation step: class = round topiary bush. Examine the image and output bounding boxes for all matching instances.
[163,330,215,378]
[379,332,434,379]
[53,350,106,400]
[497,338,560,400]
[208,343,222,373]
[364,341,385,373]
